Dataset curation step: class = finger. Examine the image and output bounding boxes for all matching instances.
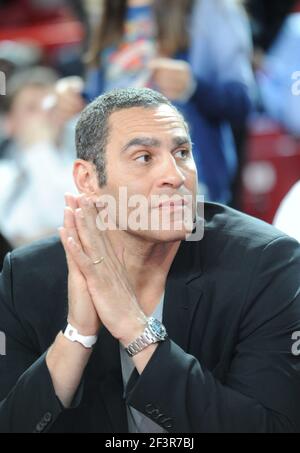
[80,195,124,271]
[93,203,126,270]
[64,196,87,249]
[74,205,107,262]
[64,207,81,243]
[78,195,108,251]
[77,197,124,272]
[61,226,94,281]
[66,235,95,279]
[63,208,85,274]
[58,226,78,272]
[91,193,130,268]
[65,193,80,211]
[78,195,101,234]
[114,244,126,269]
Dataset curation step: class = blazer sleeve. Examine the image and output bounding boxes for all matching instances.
[125,236,300,433]
[0,253,63,433]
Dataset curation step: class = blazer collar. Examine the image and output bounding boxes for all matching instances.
[163,239,204,351]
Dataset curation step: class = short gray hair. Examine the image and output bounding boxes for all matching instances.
[75,88,187,187]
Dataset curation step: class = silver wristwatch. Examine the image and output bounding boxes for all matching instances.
[125,317,168,357]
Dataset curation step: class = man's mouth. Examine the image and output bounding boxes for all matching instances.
[158,198,190,209]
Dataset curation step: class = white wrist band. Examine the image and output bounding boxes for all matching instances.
[63,324,98,349]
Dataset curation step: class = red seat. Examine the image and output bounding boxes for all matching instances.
[0,0,67,27]
[0,21,84,53]
[241,118,300,224]
[0,0,83,55]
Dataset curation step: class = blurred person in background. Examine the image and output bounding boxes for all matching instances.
[0,41,44,157]
[56,0,254,204]
[273,181,300,243]
[249,0,300,136]
[0,67,76,247]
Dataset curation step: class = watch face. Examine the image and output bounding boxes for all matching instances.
[148,318,167,340]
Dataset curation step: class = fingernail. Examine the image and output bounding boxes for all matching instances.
[68,237,75,246]
[76,208,84,219]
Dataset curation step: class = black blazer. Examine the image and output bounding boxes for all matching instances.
[0,203,300,433]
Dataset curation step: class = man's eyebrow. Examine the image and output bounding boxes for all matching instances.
[121,137,161,153]
[121,136,191,153]
[172,136,192,148]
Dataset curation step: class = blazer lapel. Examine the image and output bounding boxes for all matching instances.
[163,240,204,352]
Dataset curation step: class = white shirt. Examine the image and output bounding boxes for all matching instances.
[273,181,300,243]
[0,142,76,245]
[119,293,167,433]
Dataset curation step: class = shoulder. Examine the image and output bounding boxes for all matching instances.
[10,235,65,272]
[0,236,67,351]
[8,236,67,317]
[202,203,300,267]
[204,202,285,242]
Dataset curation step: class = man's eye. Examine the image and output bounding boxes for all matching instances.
[174,149,190,159]
[135,154,152,163]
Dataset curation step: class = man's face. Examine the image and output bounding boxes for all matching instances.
[96,105,198,243]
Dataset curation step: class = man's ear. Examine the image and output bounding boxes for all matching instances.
[73,159,100,195]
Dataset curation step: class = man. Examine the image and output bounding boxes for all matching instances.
[0,88,300,433]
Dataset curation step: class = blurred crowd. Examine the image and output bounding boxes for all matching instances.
[1,0,300,268]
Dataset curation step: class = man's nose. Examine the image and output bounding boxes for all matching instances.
[156,155,186,189]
